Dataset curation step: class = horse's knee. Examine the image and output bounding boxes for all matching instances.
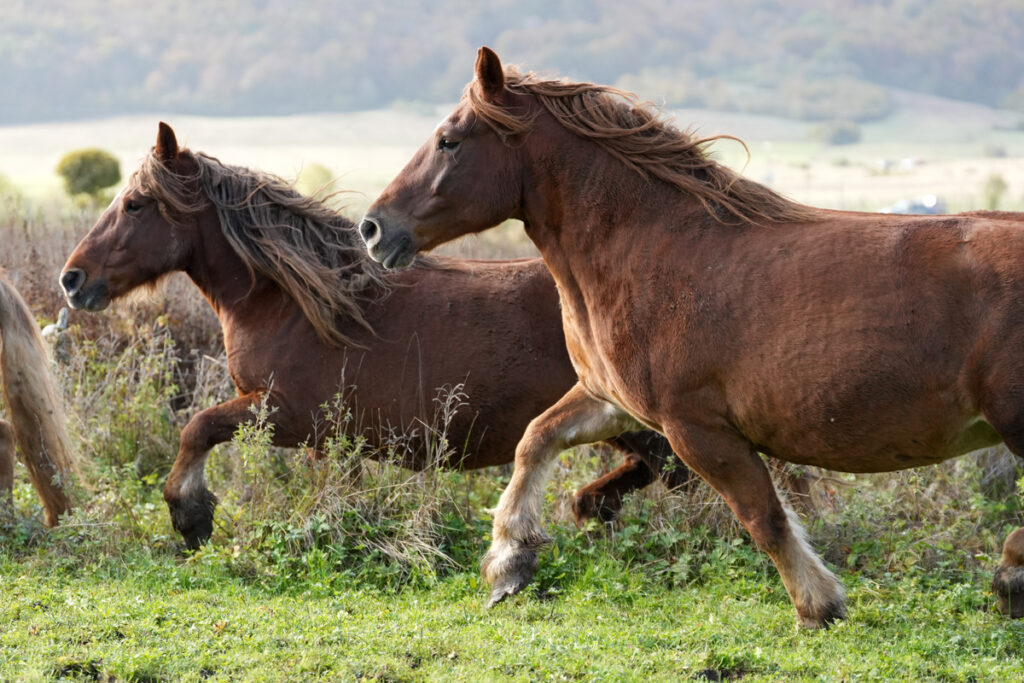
[179,415,218,454]
[742,506,791,555]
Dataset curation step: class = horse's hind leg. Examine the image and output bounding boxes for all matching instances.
[979,395,1024,618]
[164,393,261,550]
[572,431,691,524]
[664,420,845,628]
[0,419,13,511]
[572,452,654,524]
[483,382,639,606]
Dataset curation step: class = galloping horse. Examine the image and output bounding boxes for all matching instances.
[60,123,689,550]
[360,47,1024,627]
[0,272,77,525]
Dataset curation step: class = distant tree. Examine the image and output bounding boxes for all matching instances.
[982,173,1009,210]
[296,162,338,199]
[807,120,861,146]
[55,148,121,200]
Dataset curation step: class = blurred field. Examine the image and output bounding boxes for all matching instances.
[3,89,1023,219]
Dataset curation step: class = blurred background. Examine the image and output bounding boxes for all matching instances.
[2,0,1023,216]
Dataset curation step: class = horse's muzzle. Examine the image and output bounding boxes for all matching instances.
[359,217,415,270]
[59,268,109,311]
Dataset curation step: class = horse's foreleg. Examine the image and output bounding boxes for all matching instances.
[665,421,845,629]
[483,382,638,606]
[573,431,693,524]
[164,393,262,550]
[0,419,13,510]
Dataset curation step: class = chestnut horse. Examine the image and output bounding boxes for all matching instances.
[361,47,1024,627]
[0,272,77,525]
[60,123,689,550]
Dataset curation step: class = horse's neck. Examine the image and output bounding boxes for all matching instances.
[522,136,698,277]
[184,207,283,323]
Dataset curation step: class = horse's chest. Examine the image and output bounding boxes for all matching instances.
[560,306,650,420]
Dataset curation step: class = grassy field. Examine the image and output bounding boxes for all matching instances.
[1,461,1023,682]
[1,95,1024,680]
[3,546,1023,681]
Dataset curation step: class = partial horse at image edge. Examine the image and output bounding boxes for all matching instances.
[0,272,77,526]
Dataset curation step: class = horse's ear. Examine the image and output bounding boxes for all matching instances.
[475,46,505,99]
[155,122,178,162]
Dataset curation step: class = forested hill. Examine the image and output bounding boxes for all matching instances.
[3,0,1022,124]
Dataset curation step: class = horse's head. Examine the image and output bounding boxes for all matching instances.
[361,47,527,269]
[61,122,201,310]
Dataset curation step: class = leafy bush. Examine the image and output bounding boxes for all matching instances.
[55,148,121,199]
[982,173,1010,210]
[808,119,862,145]
[295,162,338,199]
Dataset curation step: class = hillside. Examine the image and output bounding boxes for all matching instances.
[2,0,1022,124]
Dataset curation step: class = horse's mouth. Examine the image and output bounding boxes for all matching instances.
[65,284,110,312]
[378,234,416,270]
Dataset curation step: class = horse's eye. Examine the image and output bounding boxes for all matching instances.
[438,136,460,152]
[124,199,142,215]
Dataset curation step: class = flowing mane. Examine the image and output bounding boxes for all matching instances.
[127,149,393,347]
[466,67,818,224]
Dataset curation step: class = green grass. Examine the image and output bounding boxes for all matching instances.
[2,535,1022,682]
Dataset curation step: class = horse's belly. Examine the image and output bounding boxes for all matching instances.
[758,413,1003,473]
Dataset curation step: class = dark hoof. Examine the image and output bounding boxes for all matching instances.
[166,489,218,550]
[488,575,532,607]
[994,529,1024,617]
[482,539,544,607]
[798,599,847,629]
[993,566,1024,618]
[571,491,620,526]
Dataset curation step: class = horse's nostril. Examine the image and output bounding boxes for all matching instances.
[60,269,85,296]
[359,218,381,246]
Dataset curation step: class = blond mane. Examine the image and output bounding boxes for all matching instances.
[467,67,818,224]
[128,150,392,347]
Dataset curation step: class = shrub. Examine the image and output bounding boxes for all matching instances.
[982,173,1009,210]
[808,120,862,145]
[55,148,121,199]
[295,162,338,200]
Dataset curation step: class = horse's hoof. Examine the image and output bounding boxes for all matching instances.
[487,573,531,607]
[181,526,212,552]
[571,492,620,526]
[481,539,544,606]
[994,529,1024,617]
[797,598,846,629]
[993,566,1024,617]
[166,489,217,550]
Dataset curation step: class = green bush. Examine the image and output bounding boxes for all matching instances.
[983,173,1010,210]
[55,148,121,198]
[808,119,862,145]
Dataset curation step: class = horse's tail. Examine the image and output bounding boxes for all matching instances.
[0,274,77,526]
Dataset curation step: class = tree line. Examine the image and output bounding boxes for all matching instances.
[2,0,1022,124]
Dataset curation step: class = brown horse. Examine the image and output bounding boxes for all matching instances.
[0,272,77,525]
[59,123,690,550]
[360,46,1024,627]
